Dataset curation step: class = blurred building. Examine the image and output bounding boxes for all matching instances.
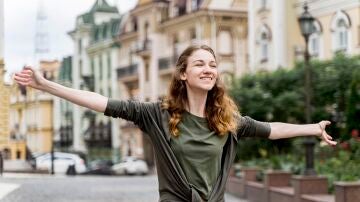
[54,56,73,151]
[116,0,249,165]
[248,0,360,71]
[0,0,26,160]
[64,0,360,165]
[9,60,60,156]
[68,0,121,161]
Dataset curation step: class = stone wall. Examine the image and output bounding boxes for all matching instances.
[226,167,360,202]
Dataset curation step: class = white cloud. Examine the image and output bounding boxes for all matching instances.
[4,0,137,77]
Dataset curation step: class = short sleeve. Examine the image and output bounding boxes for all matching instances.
[237,116,271,139]
[104,98,161,132]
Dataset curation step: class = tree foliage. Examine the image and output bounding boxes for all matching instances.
[230,53,360,161]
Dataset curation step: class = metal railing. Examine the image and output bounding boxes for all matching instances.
[117,64,138,79]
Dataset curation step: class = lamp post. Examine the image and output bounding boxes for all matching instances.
[298,2,316,176]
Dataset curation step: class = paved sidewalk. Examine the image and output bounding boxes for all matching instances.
[224,193,248,202]
[0,173,248,202]
[0,182,20,200]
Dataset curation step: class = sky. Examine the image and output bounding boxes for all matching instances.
[4,0,137,79]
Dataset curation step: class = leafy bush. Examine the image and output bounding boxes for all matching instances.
[231,54,360,161]
[316,138,360,192]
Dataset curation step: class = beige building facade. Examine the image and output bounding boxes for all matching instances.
[67,0,121,161]
[9,61,60,155]
[0,0,27,160]
[116,0,249,165]
[248,0,360,71]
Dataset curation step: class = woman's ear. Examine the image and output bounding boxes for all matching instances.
[180,72,187,81]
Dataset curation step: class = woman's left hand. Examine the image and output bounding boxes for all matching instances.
[318,121,337,146]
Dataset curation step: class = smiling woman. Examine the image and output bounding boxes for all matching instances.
[13,44,336,202]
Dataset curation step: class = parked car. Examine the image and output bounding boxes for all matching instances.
[35,152,87,174]
[81,160,114,175]
[112,157,149,175]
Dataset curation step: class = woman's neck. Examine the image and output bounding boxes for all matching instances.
[185,88,208,118]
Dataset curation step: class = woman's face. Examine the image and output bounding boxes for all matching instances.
[180,49,218,92]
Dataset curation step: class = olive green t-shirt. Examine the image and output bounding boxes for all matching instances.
[171,111,228,200]
[104,99,271,201]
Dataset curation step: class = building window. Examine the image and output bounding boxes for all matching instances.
[358,25,360,46]
[172,34,179,60]
[79,60,83,75]
[176,0,187,16]
[261,0,267,9]
[257,24,271,63]
[309,20,323,57]
[99,56,103,80]
[107,53,111,78]
[310,36,319,56]
[191,0,203,11]
[145,62,150,82]
[91,59,95,75]
[337,19,348,50]
[78,39,82,54]
[218,30,232,55]
[94,29,100,41]
[103,24,108,39]
[190,27,196,41]
[132,17,138,32]
[331,11,351,52]
[260,32,269,62]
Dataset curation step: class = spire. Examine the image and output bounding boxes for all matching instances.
[34,0,50,62]
[91,0,118,13]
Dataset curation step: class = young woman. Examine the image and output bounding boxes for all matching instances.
[14,44,336,201]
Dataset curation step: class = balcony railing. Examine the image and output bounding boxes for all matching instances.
[117,64,138,79]
[81,75,95,91]
[135,39,152,57]
[158,54,178,71]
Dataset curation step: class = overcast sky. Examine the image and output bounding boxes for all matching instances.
[4,0,137,77]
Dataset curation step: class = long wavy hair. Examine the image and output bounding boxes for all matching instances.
[161,44,240,136]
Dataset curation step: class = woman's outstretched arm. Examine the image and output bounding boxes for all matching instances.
[14,66,108,113]
[268,120,337,146]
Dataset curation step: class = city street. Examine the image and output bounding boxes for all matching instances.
[0,173,246,202]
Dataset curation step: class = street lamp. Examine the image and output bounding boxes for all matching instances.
[298,2,316,175]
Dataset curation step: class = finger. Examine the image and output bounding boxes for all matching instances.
[21,70,32,75]
[14,73,31,79]
[15,72,31,78]
[16,81,30,86]
[14,76,30,83]
[323,121,331,127]
[23,66,35,72]
[326,139,337,146]
[323,135,337,145]
[322,132,333,139]
[326,134,333,140]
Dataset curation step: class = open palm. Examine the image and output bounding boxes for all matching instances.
[13,66,46,90]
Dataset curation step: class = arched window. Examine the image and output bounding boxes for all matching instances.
[309,20,323,57]
[331,11,351,52]
[257,24,271,63]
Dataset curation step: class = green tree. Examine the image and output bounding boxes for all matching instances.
[230,54,360,161]
[345,68,360,135]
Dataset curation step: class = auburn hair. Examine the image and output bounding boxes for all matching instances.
[161,44,240,136]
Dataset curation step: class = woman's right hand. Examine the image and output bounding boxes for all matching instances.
[13,66,47,90]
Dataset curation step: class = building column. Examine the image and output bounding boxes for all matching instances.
[248,0,255,72]
[272,0,287,69]
[150,33,159,101]
[71,49,86,152]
